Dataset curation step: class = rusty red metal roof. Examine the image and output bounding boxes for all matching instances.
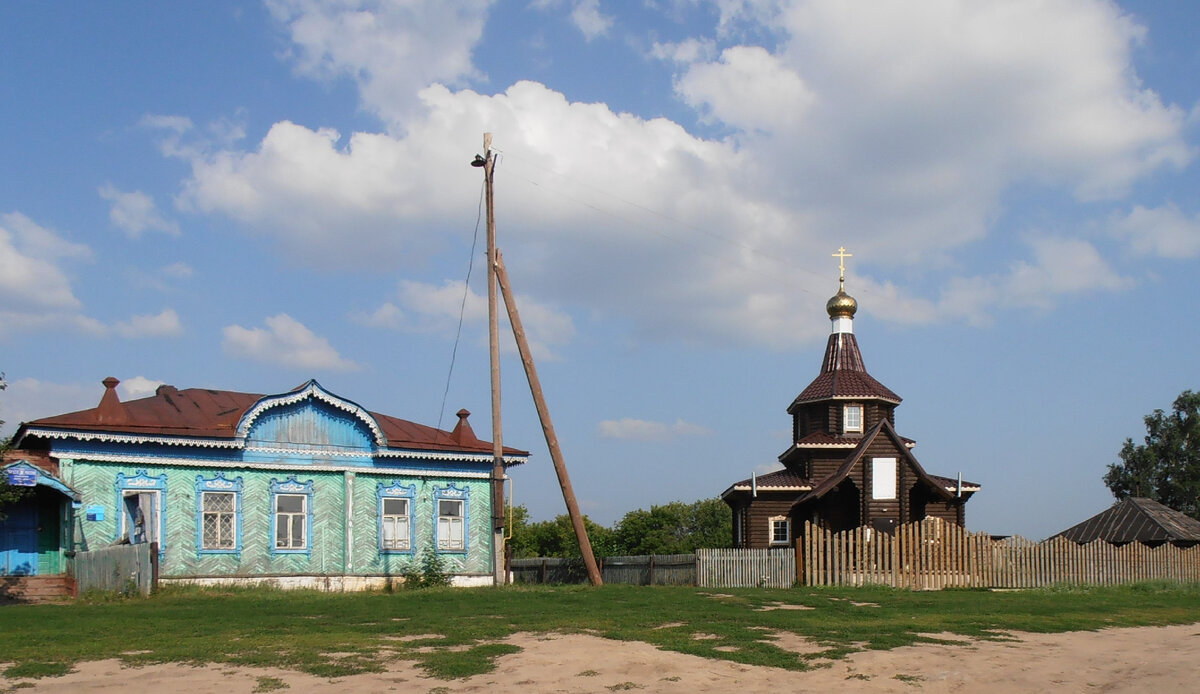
[792,333,901,406]
[19,380,527,457]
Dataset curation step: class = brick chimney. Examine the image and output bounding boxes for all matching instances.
[450,409,480,445]
[96,376,129,424]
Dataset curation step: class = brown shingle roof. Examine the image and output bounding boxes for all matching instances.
[19,379,526,457]
[1054,497,1200,546]
[791,333,901,406]
[721,467,814,500]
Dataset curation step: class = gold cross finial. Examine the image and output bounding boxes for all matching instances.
[832,246,852,285]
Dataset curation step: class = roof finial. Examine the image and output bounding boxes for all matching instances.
[832,246,852,288]
[826,246,858,329]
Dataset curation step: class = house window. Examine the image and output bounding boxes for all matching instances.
[843,404,863,433]
[434,484,470,553]
[195,473,243,557]
[269,476,314,556]
[381,498,411,551]
[438,499,464,551]
[377,481,416,554]
[202,492,237,549]
[275,495,307,550]
[770,516,791,546]
[872,457,897,500]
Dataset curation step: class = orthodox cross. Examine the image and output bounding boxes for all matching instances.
[832,246,852,286]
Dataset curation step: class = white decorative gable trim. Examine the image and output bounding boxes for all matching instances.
[235,379,386,446]
[21,428,242,449]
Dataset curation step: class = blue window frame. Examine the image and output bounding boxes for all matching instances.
[195,473,243,558]
[269,476,314,557]
[433,483,469,553]
[376,481,416,554]
[114,470,167,558]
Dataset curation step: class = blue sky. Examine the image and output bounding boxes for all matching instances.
[2,0,1199,539]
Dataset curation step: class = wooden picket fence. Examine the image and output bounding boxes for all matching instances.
[72,542,158,597]
[510,554,697,585]
[696,548,795,588]
[800,518,1200,589]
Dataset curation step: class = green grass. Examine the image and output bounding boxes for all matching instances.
[0,582,1197,682]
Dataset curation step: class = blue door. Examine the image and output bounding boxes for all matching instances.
[0,504,38,575]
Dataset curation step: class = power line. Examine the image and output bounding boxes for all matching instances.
[436,173,487,434]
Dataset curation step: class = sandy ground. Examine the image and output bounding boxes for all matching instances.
[8,623,1200,693]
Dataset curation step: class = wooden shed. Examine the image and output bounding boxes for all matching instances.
[1054,497,1200,548]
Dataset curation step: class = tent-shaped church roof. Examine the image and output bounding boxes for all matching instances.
[1054,497,1200,547]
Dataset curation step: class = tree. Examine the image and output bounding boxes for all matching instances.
[507,505,616,559]
[0,371,26,520]
[1104,390,1200,520]
[611,498,732,555]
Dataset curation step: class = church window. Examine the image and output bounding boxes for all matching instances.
[769,516,791,546]
[872,457,897,500]
[843,404,863,433]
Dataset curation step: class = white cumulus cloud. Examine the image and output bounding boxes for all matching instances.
[99,184,181,237]
[1109,203,1200,259]
[113,309,184,338]
[597,417,711,442]
[222,313,361,371]
[118,376,167,400]
[265,0,489,128]
[161,0,1191,349]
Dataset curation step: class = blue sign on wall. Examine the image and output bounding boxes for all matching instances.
[5,468,37,487]
[86,505,106,522]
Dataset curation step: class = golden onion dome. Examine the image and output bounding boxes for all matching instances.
[826,287,858,319]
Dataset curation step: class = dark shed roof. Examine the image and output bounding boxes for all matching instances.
[1054,497,1200,546]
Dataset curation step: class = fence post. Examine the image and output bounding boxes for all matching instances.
[149,542,160,595]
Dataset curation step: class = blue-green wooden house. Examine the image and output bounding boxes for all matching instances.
[3,378,526,588]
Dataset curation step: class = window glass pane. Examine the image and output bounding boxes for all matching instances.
[439,499,462,517]
[276,518,289,546]
[205,492,234,513]
[291,516,305,546]
[277,494,304,513]
[203,514,219,547]
[218,515,234,548]
[383,498,407,515]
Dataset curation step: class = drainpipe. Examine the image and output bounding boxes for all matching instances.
[344,471,355,577]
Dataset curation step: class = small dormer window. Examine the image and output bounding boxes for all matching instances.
[843,404,863,433]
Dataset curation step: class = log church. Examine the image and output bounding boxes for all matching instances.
[721,249,979,549]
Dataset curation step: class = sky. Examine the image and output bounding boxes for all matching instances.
[2,0,1199,540]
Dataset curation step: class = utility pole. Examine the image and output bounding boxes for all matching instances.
[495,250,603,586]
[479,133,506,586]
[473,133,602,586]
